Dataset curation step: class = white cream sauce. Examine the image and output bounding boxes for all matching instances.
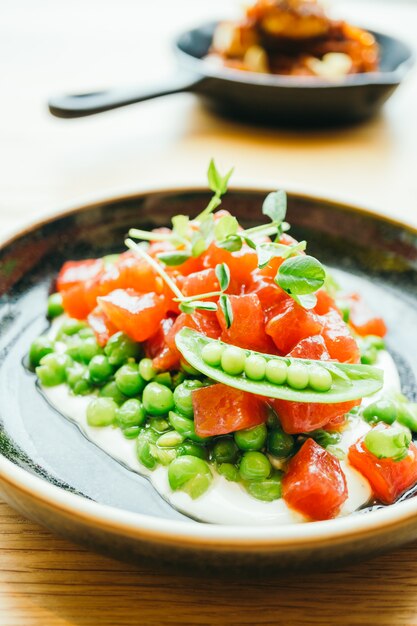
[42,327,401,525]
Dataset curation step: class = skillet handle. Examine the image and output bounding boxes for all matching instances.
[48,71,204,118]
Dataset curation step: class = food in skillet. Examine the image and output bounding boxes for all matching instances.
[207,0,379,79]
[29,162,417,524]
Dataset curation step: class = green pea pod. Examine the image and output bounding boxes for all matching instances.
[175,328,384,404]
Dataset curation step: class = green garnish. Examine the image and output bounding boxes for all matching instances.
[275,255,326,309]
[364,424,412,461]
[175,328,384,403]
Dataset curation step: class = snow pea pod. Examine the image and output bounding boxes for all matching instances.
[175,328,384,404]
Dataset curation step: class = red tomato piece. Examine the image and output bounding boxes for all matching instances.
[288,334,331,360]
[145,317,180,371]
[271,397,360,434]
[202,241,258,285]
[348,436,417,505]
[182,268,220,300]
[282,439,348,520]
[192,383,268,437]
[314,289,339,315]
[61,283,92,320]
[320,309,360,363]
[266,298,323,354]
[166,311,221,352]
[345,293,387,338]
[87,306,118,347]
[247,271,289,315]
[216,293,275,352]
[98,289,167,342]
[56,259,104,292]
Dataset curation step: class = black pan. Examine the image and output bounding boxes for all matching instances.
[48,22,414,125]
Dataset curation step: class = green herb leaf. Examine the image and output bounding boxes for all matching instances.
[157,251,192,267]
[214,215,239,241]
[219,294,233,328]
[242,235,257,250]
[207,159,234,196]
[262,190,287,224]
[191,234,207,258]
[257,241,306,268]
[218,235,242,252]
[276,255,326,296]
[172,215,189,238]
[215,263,230,292]
[179,301,218,314]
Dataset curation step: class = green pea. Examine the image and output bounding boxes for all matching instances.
[115,398,146,428]
[66,362,93,395]
[234,424,267,451]
[287,363,309,390]
[122,426,142,439]
[29,336,54,367]
[168,410,208,443]
[364,424,412,461]
[267,428,295,458]
[362,348,377,365]
[217,463,240,482]
[239,451,271,481]
[212,438,239,463]
[78,337,103,364]
[173,380,203,418]
[176,442,208,460]
[397,403,417,432]
[47,293,64,318]
[337,300,350,323]
[150,444,177,466]
[265,360,287,385]
[78,327,95,339]
[136,430,159,469]
[86,397,117,427]
[88,355,113,384]
[202,342,224,367]
[143,382,174,416]
[221,346,246,376]
[244,471,283,502]
[308,366,332,392]
[168,456,213,499]
[57,318,87,337]
[104,332,141,366]
[149,416,170,433]
[157,430,184,448]
[244,355,267,381]
[154,372,172,388]
[99,381,128,405]
[36,353,71,386]
[266,407,279,429]
[115,363,145,396]
[138,358,157,381]
[363,398,397,425]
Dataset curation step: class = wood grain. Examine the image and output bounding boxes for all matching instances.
[2,1,417,624]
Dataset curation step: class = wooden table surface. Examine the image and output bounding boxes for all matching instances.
[1,1,417,624]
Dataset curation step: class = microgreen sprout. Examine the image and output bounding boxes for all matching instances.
[195,159,234,221]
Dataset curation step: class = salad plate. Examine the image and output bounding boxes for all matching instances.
[1,179,417,571]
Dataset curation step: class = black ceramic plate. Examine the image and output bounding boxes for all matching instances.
[1,188,417,572]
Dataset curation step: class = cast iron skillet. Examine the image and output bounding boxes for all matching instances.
[1,187,417,572]
[48,23,414,125]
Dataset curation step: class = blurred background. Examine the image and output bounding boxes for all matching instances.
[1,0,416,235]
